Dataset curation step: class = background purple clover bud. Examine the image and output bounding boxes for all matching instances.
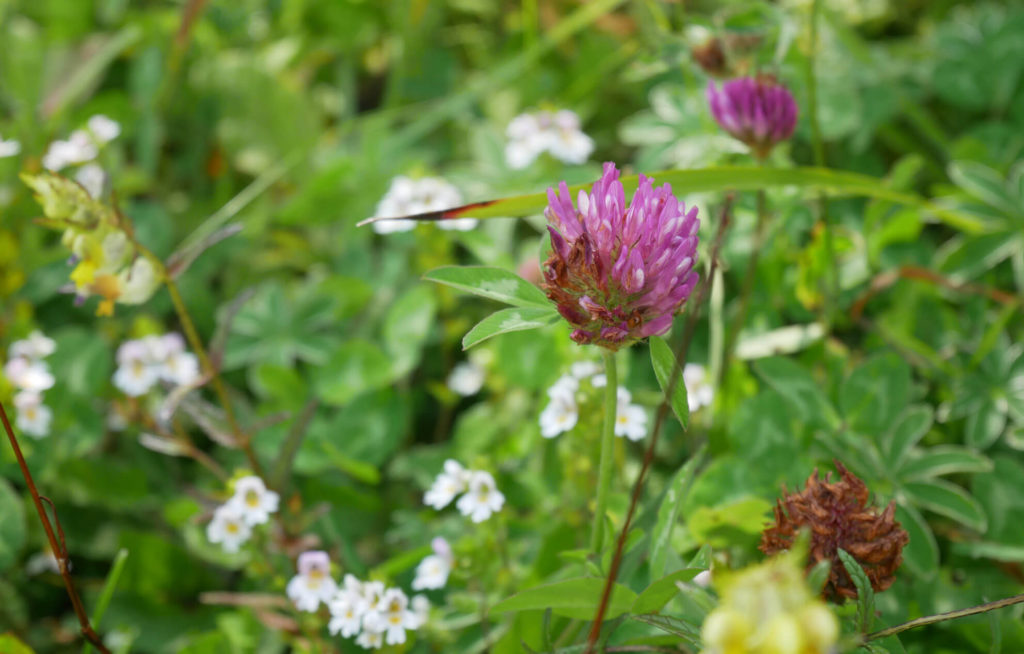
[707,75,798,159]
[541,163,700,351]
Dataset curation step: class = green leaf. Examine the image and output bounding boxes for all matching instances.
[629,614,701,646]
[313,340,393,406]
[903,479,988,532]
[686,496,773,548]
[0,479,25,573]
[650,449,705,579]
[389,166,987,233]
[952,541,1024,563]
[423,266,550,308]
[895,502,939,577]
[966,398,1007,449]
[632,568,703,614]
[884,405,934,469]
[948,160,1024,219]
[0,634,34,654]
[753,357,839,429]
[490,577,638,620]
[897,447,993,481]
[383,285,438,376]
[649,336,690,431]
[83,549,129,654]
[806,558,832,596]
[462,306,560,350]
[838,548,875,633]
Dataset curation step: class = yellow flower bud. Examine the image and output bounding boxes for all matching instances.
[758,614,803,654]
[798,603,839,652]
[702,608,752,654]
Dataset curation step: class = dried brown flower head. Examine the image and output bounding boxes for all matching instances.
[760,461,909,602]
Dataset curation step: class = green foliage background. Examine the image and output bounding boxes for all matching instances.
[1,0,1023,652]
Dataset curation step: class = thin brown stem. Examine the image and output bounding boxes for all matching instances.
[865,593,1024,642]
[585,197,733,653]
[1,401,111,654]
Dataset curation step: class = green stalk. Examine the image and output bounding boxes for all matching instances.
[590,350,619,554]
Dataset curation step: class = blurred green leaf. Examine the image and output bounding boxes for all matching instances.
[632,568,702,615]
[491,577,637,620]
[313,340,393,406]
[462,306,559,350]
[0,478,25,573]
[424,266,550,308]
[898,447,993,481]
[903,479,988,532]
[649,449,704,580]
[649,336,689,431]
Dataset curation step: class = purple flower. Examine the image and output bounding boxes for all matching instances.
[541,163,700,350]
[707,75,798,159]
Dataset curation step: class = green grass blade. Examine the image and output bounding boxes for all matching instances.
[82,548,129,654]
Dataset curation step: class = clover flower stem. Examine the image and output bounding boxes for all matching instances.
[590,350,619,554]
[0,401,112,654]
[722,187,768,380]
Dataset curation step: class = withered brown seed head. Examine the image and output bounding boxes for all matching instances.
[691,38,728,78]
[760,461,910,602]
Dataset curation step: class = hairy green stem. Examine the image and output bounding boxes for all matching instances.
[591,349,619,554]
[866,593,1024,642]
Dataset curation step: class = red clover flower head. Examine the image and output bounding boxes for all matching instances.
[541,162,700,350]
[707,74,798,159]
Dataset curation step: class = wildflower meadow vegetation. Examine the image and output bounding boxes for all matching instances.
[3,1,1024,652]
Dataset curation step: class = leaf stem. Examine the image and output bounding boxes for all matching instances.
[0,401,111,654]
[865,593,1024,642]
[591,349,619,554]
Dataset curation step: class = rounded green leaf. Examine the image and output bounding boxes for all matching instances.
[903,479,988,532]
[897,446,993,481]
[885,405,934,467]
[965,398,1006,449]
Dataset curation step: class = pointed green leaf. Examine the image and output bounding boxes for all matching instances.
[903,479,988,532]
[838,548,875,633]
[462,307,560,350]
[424,266,551,308]
[490,577,637,620]
[966,398,1006,449]
[754,357,839,429]
[632,568,703,614]
[885,405,934,468]
[895,502,939,577]
[650,449,705,579]
[649,336,690,431]
[897,447,993,481]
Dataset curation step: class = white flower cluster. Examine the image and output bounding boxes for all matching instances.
[113,333,200,397]
[206,476,279,553]
[505,109,594,169]
[539,361,649,441]
[424,459,505,523]
[285,551,429,650]
[412,537,453,591]
[0,132,20,159]
[372,176,477,234]
[3,331,56,438]
[42,114,121,197]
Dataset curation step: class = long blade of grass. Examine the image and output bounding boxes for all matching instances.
[358,166,987,233]
[81,549,129,654]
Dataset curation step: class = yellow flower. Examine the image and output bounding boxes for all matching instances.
[700,552,839,654]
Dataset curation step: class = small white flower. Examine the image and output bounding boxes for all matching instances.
[548,373,579,398]
[13,391,52,438]
[379,588,418,645]
[504,109,593,168]
[87,114,121,144]
[592,373,607,388]
[455,471,505,523]
[0,135,20,158]
[410,594,430,628]
[42,130,98,171]
[328,590,365,638]
[570,360,601,379]
[206,504,251,553]
[228,476,279,526]
[25,550,60,575]
[9,331,57,360]
[424,459,470,510]
[3,357,55,393]
[113,341,160,397]
[355,626,384,650]
[547,110,594,164]
[412,537,453,590]
[615,402,648,442]
[447,360,484,396]
[693,569,712,588]
[359,580,387,622]
[539,391,578,438]
[75,163,106,198]
[286,550,338,613]
[683,364,714,412]
[158,333,200,386]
